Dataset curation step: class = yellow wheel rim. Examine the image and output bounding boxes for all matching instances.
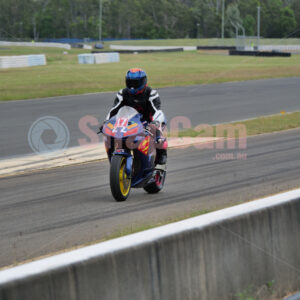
[119,157,131,197]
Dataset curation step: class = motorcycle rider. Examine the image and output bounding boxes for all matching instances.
[101,68,167,165]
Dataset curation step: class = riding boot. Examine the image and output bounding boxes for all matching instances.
[155,128,167,165]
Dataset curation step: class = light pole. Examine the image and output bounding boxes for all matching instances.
[99,0,103,42]
[257,6,261,49]
[221,0,225,40]
[197,23,200,39]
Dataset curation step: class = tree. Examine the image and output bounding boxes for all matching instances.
[0,0,298,40]
[279,6,297,37]
[259,0,296,38]
[226,3,242,37]
[291,0,300,37]
[243,15,256,35]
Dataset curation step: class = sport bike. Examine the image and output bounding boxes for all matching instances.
[102,106,167,201]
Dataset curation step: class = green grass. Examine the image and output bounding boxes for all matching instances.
[236,112,300,135]
[175,112,300,138]
[101,209,211,242]
[1,44,300,101]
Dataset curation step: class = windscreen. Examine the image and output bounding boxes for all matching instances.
[115,106,139,120]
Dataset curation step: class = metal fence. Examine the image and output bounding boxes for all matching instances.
[236,35,260,51]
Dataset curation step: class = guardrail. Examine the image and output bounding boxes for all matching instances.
[0,54,46,69]
[0,189,299,300]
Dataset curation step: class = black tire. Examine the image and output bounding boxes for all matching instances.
[144,170,166,194]
[110,155,131,201]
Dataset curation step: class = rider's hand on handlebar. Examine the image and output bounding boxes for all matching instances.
[150,120,160,128]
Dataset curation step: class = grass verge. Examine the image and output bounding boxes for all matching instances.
[175,112,300,138]
[102,209,211,241]
[1,45,300,101]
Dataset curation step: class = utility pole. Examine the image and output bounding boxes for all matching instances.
[221,0,225,40]
[257,6,261,49]
[197,23,200,39]
[99,0,103,42]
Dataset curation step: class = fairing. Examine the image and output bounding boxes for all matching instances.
[103,106,156,188]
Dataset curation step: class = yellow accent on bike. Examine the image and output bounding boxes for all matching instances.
[127,123,137,129]
[138,136,150,155]
[119,157,131,196]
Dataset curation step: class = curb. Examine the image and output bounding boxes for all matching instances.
[0,137,218,178]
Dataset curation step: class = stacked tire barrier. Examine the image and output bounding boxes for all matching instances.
[78,52,120,64]
[0,189,299,300]
[0,55,47,69]
[229,49,291,57]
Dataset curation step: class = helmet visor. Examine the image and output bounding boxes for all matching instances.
[126,78,142,89]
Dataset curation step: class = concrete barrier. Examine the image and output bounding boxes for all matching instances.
[27,55,47,67]
[0,54,46,69]
[259,45,300,53]
[285,292,300,300]
[197,46,235,50]
[0,189,300,300]
[0,41,70,50]
[78,53,95,64]
[78,53,120,64]
[109,45,195,52]
[94,52,120,64]
[0,55,27,69]
[83,44,92,50]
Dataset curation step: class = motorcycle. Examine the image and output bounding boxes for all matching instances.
[101,106,167,202]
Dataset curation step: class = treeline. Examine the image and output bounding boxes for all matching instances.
[0,0,299,40]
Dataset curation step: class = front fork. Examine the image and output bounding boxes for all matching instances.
[111,152,133,178]
[125,155,133,178]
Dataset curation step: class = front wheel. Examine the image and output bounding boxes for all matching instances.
[143,169,166,194]
[110,155,131,201]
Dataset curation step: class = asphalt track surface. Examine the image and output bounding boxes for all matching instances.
[0,128,299,268]
[1,77,300,158]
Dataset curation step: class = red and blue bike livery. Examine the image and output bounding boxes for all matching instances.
[102,106,167,201]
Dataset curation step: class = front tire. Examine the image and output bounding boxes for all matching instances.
[110,155,131,201]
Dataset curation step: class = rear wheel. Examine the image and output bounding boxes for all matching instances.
[110,156,131,201]
[143,169,166,194]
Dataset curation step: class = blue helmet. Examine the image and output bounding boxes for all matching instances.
[125,68,147,95]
